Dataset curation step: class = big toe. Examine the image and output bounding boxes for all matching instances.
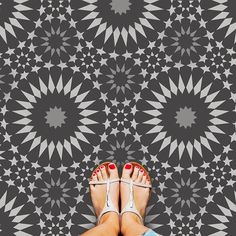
[108,162,119,179]
[122,162,133,179]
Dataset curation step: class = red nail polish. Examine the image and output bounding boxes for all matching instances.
[96,169,100,173]
[125,163,132,169]
[109,163,116,169]
[140,169,144,172]
[100,165,104,169]
[93,173,96,176]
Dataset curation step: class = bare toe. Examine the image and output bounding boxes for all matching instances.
[132,166,139,180]
[100,164,108,180]
[92,172,98,181]
[137,168,144,182]
[142,174,146,184]
[96,168,103,180]
[122,163,133,179]
[108,163,119,179]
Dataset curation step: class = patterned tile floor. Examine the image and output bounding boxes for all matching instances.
[0,0,236,235]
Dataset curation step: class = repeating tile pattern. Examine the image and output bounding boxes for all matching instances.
[0,0,236,235]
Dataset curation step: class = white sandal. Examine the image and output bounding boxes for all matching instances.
[120,177,152,224]
[89,177,120,224]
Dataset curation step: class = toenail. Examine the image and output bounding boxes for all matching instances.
[96,169,100,173]
[93,173,96,176]
[100,165,104,169]
[140,169,144,172]
[109,163,116,169]
[125,163,132,169]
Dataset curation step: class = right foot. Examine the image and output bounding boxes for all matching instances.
[120,162,151,223]
[90,162,119,224]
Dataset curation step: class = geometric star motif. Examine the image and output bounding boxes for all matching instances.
[33,19,79,65]
[102,63,135,95]
[5,74,103,163]
[1,41,40,81]
[0,62,14,93]
[163,20,209,66]
[0,0,37,45]
[32,170,79,216]
[0,183,39,236]
[131,39,173,75]
[162,171,208,215]
[198,40,236,80]
[70,40,109,78]
[0,1,235,236]
[73,0,169,50]
[206,188,236,236]
[39,0,72,20]
[169,215,202,236]
[169,0,203,21]
[78,202,96,230]
[199,154,236,195]
[104,98,137,136]
[169,26,201,57]
[137,75,234,160]
[39,23,70,57]
[38,214,72,236]
[0,154,40,194]
[206,0,236,44]
[98,133,140,168]
[144,203,167,234]
[99,57,143,100]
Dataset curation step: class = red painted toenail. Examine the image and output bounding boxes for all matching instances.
[100,165,104,169]
[93,173,96,176]
[125,163,132,169]
[140,169,144,172]
[96,169,100,173]
[109,163,116,169]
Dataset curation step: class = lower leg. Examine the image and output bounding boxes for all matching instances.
[84,163,120,236]
[81,212,119,236]
[120,163,152,236]
[121,213,149,236]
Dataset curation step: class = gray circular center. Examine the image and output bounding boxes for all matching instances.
[175,106,197,128]
[110,0,131,15]
[45,106,67,129]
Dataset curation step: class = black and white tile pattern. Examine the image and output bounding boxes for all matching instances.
[0,0,236,235]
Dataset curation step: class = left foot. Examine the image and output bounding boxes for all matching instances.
[120,163,151,223]
[90,163,119,223]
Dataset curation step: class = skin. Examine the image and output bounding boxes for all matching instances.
[81,162,151,236]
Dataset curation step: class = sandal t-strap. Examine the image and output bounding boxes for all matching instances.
[89,177,120,224]
[120,178,152,224]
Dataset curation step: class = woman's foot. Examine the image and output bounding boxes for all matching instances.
[90,163,119,224]
[120,162,151,235]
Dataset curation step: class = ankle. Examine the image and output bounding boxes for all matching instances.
[99,212,120,233]
[121,213,143,234]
